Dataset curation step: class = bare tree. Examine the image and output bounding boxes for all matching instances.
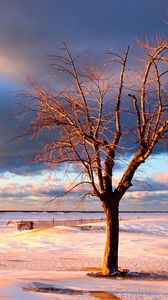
[21,38,168,275]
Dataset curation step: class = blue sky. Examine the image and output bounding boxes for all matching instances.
[0,0,167,211]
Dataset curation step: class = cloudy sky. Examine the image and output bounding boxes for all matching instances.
[0,0,168,211]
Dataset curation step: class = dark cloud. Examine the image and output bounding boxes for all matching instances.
[130,177,168,192]
[0,0,167,199]
[0,0,167,80]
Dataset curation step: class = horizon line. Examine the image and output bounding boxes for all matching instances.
[0,210,167,213]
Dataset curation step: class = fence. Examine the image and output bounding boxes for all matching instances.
[16,217,105,230]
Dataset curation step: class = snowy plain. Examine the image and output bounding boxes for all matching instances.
[0,212,167,299]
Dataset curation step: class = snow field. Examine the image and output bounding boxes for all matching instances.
[0,212,167,299]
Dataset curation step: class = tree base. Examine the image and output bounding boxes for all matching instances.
[109,267,128,276]
[87,268,128,278]
[87,270,168,280]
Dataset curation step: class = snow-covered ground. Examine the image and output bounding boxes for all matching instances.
[0,212,167,299]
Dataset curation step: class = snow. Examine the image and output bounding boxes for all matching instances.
[0,212,167,299]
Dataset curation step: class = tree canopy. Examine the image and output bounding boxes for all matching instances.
[20,38,168,275]
[22,39,168,201]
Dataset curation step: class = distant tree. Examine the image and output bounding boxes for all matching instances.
[21,38,168,275]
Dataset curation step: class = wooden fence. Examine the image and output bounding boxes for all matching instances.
[16,217,105,230]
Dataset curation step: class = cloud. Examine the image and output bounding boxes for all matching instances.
[0,180,65,201]
[0,0,167,175]
[0,172,95,210]
[0,0,167,82]
[124,191,150,199]
[0,166,168,211]
[130,177,168,192]
[155,172,168,184]
[0,56,29,82]
[121,190,168,211]
[120,169,168,211]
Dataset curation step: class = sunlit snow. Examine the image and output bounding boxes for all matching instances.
[0,212,167,299]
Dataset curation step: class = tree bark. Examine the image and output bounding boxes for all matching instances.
[102,196,119,275]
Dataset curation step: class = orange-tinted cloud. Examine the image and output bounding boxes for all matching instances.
[155,172,168,184]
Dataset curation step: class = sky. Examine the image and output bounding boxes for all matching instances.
[0,0,168,211]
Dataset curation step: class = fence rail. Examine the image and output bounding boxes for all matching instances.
[16,218,105,230]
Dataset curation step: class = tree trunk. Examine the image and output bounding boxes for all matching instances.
[102,198,119,275]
